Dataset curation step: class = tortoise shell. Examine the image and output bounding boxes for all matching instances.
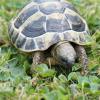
[8,0,92,52]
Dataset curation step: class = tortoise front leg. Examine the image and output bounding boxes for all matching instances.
[75,45,89,75]
[31,51,45,73]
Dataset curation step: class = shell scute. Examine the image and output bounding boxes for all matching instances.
[11,31,19,44]
[40,2,65,14]
[61,1,77,12]
[15,34,26,48]
[65,14,85,32]
[46,13,71,32]
[14,5,38,28]
[22,16,46,37]
[25,39,36,50]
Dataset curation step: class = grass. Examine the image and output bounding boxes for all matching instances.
[0,0,100,100]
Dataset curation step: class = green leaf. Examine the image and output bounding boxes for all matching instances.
[90,83,100,95]
[23,60,30,72]
[35,64,56,77]
[70,84,79,96]
[58,74,68,83]
[68,72,80,81]
[0,81,14,93]
[38,86,50,94]
[35,64,49,73]
[40,69,56,78]
[89,76,100,83]
[42,90,70,100]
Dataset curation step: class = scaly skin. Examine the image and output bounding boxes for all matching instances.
[75,45,89,75]
[31,51,46,73]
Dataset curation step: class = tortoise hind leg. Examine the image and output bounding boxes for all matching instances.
[75,45,89,75]
[30,51,46,73]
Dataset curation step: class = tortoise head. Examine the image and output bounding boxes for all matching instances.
[51,41,77,67]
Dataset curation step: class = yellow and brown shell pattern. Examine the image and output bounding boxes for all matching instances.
[8,0,92,52]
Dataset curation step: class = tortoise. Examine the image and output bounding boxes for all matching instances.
[8,0,92,75]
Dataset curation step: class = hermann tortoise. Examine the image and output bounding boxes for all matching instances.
[8,0,92,75]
